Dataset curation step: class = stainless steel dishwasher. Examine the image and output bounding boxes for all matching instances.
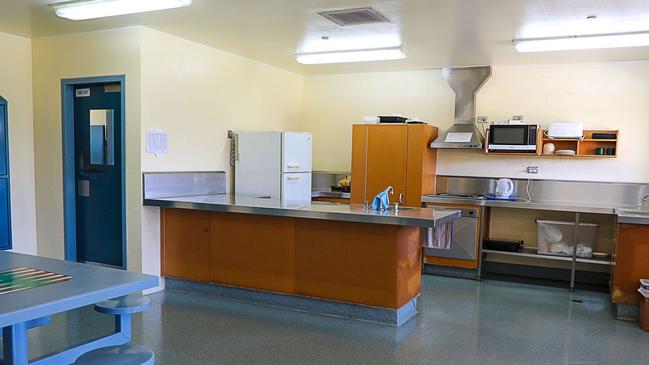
[424,205,480,261]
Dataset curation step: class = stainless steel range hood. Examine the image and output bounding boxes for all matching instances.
[430,66,491,149]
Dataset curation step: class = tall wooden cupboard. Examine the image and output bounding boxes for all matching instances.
[350,124,438,207]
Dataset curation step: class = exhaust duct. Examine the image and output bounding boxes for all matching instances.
[430,66,491,149]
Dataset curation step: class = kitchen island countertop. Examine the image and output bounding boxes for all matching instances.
[144,194,459,228]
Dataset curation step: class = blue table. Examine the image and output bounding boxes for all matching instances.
[0,252,158,365]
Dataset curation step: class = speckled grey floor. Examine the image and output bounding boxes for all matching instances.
[5,275,649,365]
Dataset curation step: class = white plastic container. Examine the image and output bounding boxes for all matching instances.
[547,122,584,138]
[536,219,598,259]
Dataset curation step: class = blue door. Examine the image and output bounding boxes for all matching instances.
[73,84,123,267]
[0,97,10,250]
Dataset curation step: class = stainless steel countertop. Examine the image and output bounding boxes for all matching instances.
[144,194,460,228]
[311,190,351,199]
[421,195,644,215]
[615,208,649,225]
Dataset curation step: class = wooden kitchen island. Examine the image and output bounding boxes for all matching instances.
[144,194,459,326]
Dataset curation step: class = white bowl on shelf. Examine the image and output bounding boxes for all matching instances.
[555,150,576,156]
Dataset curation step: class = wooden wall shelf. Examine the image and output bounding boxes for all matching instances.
[484,129,619,158]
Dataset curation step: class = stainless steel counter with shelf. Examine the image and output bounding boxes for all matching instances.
[481,247,612,266]
[423,175,649,216]
[422,176,649,291]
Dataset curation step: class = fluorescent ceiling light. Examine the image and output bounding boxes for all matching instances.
[514,31,649,52]
[52,0,192,21]
[296,47,406,65]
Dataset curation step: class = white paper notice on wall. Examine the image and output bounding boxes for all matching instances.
[146,129,168,156]
[445,132,473,143]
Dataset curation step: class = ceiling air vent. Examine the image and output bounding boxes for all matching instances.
[319,7,391,26]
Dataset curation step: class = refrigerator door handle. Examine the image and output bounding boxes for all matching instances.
[286,163,300,169]
[286,175,301,180]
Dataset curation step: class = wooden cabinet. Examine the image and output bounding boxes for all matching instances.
[161,209,296,292]
[159,208,422,309]
[350,124,438,207]
[612,223,649,306]
[210,212,295,293]
[161,208,211,282]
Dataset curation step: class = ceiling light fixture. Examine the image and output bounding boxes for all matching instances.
[514,31,649,52]
[296,47,406,65]
[52,0,192,21]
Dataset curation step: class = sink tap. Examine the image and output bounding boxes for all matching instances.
[383,186,394,201]
[643,194,649,206]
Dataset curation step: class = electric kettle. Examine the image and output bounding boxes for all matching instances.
[495,178,514,198]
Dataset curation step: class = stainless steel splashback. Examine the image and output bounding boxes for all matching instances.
[143,171,226,199]
[436,175,649,207]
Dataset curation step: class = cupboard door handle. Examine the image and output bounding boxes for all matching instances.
[287,175,300,180]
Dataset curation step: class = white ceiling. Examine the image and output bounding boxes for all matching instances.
[2,0,649,74]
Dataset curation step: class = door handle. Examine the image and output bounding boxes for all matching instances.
[286,175,300,180]
[286,163,300,169]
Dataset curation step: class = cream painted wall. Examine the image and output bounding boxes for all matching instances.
[140,28,302,174]
[139,28,303,281]
[0,33,38,255]
[302,70,454,172]
[31,28,143,270]
[302,62,649,183]
[441,62,649,182]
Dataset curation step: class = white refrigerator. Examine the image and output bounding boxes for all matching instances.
[234,131,312,202]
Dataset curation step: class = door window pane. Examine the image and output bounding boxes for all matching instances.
[89,109,115,165]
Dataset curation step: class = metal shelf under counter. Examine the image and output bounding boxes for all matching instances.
[482,246,612,266]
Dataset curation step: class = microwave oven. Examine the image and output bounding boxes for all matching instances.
[488,124,539,152]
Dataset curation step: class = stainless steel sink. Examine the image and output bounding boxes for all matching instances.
[617,209,649,217]
[616,208,649,225]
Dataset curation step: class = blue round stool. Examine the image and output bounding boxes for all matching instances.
[74,344,154,365]
[95,294,151,315]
